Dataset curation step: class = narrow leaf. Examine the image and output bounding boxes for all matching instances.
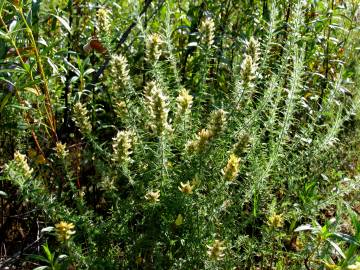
[52,15,71,32]
[294,224,313,232]
[328,240,346,259]
[41,226,54,233]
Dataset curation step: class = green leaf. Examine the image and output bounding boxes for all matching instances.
[52,15,71,32]
[328,240,346,259]
[0,93,12,113]
[0,191,7,197]
[0,30,9,40]
[294,224,313,232]
[41,226,54,233]
[42,244,54,262]
[33,266,49,270]
[28,254,50,264]
[58,254,68,260]
[83,68,95,76]
[331,233,360,246]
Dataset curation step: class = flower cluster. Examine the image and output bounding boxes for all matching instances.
[186,128,213,153]
[146,33,163,61]
[145,190,160,203]
[112,130,134,165]
[114,101,128,119]
[72,102,92,135]
[55,142,68,159]
[232,132,251,155]
[246,37,260,65]
[186,109,227,154]
[144,81,172,136]
[208,109,227,136]
[207,240,226,260]
[178,181,195,194]
[267,213,284,228]
[13,151,33,178]
[348,262,360,270]
[55,221,76,243]
[240,55,257,87]
[222,154,241,181]
[97,8,111,34]
[240,37,260,88]
[109,54,130,89]
[200,17,215,46]
[176,88,193,117]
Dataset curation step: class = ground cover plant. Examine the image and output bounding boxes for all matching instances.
[0,0,360,269]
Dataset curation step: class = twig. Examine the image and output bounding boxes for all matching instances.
[0,236,43,267]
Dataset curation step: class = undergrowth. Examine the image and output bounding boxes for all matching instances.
[0,0,359,269]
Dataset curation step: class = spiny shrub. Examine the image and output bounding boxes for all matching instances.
[0,0,359,269]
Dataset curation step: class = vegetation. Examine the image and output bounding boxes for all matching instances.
[0,0,359,269]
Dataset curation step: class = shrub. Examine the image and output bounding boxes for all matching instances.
[0,0,359,269]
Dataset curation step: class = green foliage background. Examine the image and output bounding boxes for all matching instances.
[0,0,359,269]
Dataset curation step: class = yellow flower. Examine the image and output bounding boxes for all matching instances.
[112,130,134,164]
[55,142,68,159]
[186,128,214,153]
[348,262,360,270]
[146,33,163,61]
[145,190,160,203]
[178,181,194,194]
[207,240,226,260]
[267,213,284,228]
[175,214,183,226]
[55,221,75,242]
[97,8,111,33]
[14,151,33,177]
[144,81,172,136]
[208,109,227,136]
[72,102,92,134]
[110,54,130,87]
[199,17,215,46]
[222,154,240,181]
[176,88,193,116]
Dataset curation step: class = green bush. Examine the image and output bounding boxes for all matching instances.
[0,0,359,269]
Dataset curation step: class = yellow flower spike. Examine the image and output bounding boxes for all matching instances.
[267,213,284,228]
[199,17,215,46]
[14,151,33,177]
[97,8,111,34]
[145,190,160,203]
[178,181,195,194]
[176,88,193,116]
[55,221,76,243]
[207,240,226,261]
[222,154,241,181]
[348,262,360,270]
[323,261,340,270]
[55,142,68,159]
